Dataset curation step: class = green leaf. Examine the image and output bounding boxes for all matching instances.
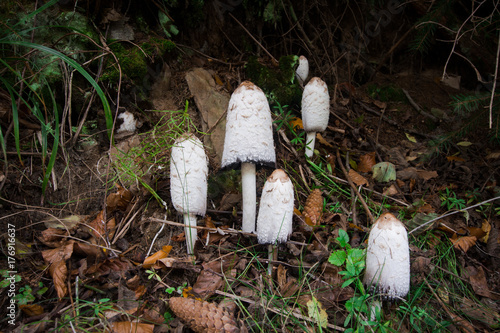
[328,250,347,266]
[372,162,397,182]
[337,229,349,248]
[341,277,356,288]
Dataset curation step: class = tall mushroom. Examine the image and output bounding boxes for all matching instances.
[256,169,294,274]
[295,55,309,86]
[363,213,410,300]
[170,134,208,255]
[301,77,330,158]
[221,81,276,233]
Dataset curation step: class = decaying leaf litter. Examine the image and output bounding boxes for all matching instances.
[4,61,500,332]
[1,5,500,333]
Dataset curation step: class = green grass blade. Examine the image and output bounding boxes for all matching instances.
[1,41,113,141]
[41,86,59,198]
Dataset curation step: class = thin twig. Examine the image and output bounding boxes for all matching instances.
[228,12,278,64]
[336,149,375,224]
[147,217,257,237]
[409,195,500,234]
[215,290,346,332]
[489,31,500,128]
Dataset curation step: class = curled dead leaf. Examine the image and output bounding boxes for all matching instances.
[357,152,376,173]
[451,235,477,253]
[49,260,68,300]
[348,169,368,186]
[143,245,173,269]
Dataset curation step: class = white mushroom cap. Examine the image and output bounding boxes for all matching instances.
[170,134,208,216]
[257,169,294,244]
[295,55,309,85]
[363,213,410,300]
[221,81,276,169]
[301,77,330,133]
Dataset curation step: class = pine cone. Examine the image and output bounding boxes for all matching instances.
[169,297,240,333]
[303,189,323,226]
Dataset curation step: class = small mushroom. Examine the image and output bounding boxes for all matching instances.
[301,77,330,158]
[363,213,410,300]
[221,81,276,233]
[170,134,208,255]
[256,169,294,274]
[295,55,309,86]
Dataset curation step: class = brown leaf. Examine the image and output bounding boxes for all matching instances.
[49,260,68,299]
[42,241,74,264]
[458,297,500,327]
[143,245,173,269]
[106,184,132,213]
[382,184,399,196]
[416,169,439,181]
[450,235,477,253]
[20,304,44,317]
[111,322,154,333]
[467,227,486,241]
[277,264,287,291]
[464,266,495,299]
[481,220,491,243]
[348,169,368,186]
[192,256,238,298]
[446,155,466,162]
[357,152,376,173]
[39,228,68,248]
[316,133,333,148]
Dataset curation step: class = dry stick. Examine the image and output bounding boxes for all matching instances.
[409,195,500,235]
[147,217,257,237]
[423,277,476,333]
[336,149,375,224]
[228,12,278,64]
[489,31,500,128]
[370,24,416,81]
[402,89,438,121]
[215,290,346,332]
[441,0,486,82]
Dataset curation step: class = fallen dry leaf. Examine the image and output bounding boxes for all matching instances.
[316,133,333,148]
[464,266,495,299]
[49,260,68,299]
[111,321,154,333]
[106,184,132,213]
[42,241,75,264]
[39,228,68,248]
[383,184,399,196]
[458,296,500,327]
[277,264,287,291]
[193,256,238,298]
[357,152,376,173]
[451,235,477,253]
[481,220,491,243]
[348,169,368,186]
[143,245,173,269]
[467,227,486,241]
[416,169,439,180]
[20,304,44,317]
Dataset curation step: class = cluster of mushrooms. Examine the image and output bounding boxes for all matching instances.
[169,56,410,301]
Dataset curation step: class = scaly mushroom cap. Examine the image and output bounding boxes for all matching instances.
[301,77,330,133]
[295,55,309,85]
[170,134,208,216]
[257,169,294,244]
[221,81,276,169]
[363,213,410,300]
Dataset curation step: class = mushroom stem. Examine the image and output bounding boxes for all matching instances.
[241,162,256,233]
[267,244,274,276]
[183,213,198,255]
[305,132,316,158]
